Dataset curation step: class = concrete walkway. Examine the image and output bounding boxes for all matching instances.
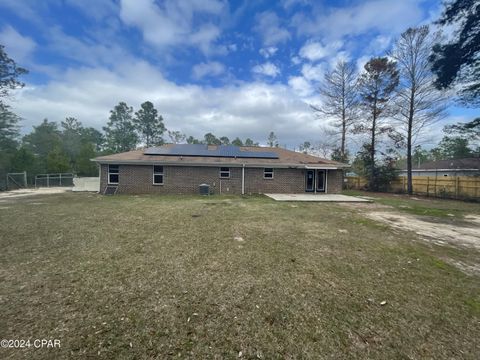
[265,194,372,202]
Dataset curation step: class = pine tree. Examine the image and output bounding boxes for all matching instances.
[134,101,165,147]
[355,58,399,190]
[103,102,138,152]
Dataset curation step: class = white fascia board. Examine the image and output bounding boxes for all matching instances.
[305,165,340,170]
[92,159,349,169]
[397,168,479,172]
[93,159,302,168]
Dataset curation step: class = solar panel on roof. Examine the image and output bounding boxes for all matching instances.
[144,144,278,159]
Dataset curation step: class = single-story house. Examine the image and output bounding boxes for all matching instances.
[397,157,480,177]
[92,144,348,195]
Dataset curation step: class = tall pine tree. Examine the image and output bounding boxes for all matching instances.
[134,101,165,147]
[355,58,399,190]
[103,102,138,153]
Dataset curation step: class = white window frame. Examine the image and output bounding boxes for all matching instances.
[264,168,274,179]
[108,164,119,184]
[219,167,230,179]
[153,165,164,185]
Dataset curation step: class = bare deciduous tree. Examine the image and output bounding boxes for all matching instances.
[307,128,337,158]
[389,26,447,194]
[311,60,358,162]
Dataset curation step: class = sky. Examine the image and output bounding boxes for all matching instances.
[0,0,476,150]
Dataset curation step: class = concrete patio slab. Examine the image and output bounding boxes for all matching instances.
[265,194,372,202]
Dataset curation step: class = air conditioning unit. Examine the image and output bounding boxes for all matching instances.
[199,183,210,195]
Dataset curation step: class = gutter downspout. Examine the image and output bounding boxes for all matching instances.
[242,164,245,195]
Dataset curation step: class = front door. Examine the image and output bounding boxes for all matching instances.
[316,170,326,192]
[305,170,315,192]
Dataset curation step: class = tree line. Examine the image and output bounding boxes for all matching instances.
[0,39,284,186]
[0,53,282,188]
[311,0,479,193]
[1,97,281,183]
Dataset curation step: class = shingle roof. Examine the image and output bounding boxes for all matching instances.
[93,144,348,168]
[404,157,480,170]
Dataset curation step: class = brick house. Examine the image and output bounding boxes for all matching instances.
[92,144,348,195]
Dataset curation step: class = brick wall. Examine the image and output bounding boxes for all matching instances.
[244,167,305,194]
[100,164,343,195]
[327,169,344,193]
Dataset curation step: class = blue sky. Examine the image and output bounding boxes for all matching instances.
[0,0,475,149]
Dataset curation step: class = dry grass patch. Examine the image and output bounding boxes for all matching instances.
[0,193,479,359]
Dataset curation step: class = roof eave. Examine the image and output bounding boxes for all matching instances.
[91,158,348,169]
[397,168,479,172]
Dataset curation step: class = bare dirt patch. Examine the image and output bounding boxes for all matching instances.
[366,211,480,250]
[465,214,480,226]
[342,199,480,275]
[0,187,71,202]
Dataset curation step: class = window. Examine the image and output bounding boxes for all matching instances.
[219,167,230,178]
[264,168,274,179]
[108,164,119,184]
[153,165,164,185]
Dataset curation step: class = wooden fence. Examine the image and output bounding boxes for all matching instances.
[345,176,480,200]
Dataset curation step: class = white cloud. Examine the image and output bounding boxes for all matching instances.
[299,40,342,62]
[291,56,302,65]
[65,0,119,21]
[288,76,314,98]
[10,60,320,147]
[328,51,351,68]
[227,44,238,52]
[299,42,328,61]
[259,46,278,59]
[292,0,425,41]
[46,26,132,67]
[365,35,392,55]
[252,62,280,77]
[119,0,226,55]
[192,61,226,79]
[0,0,39,23]
[254,11,290,46]
[355,55,371,73]
[281,0,310,9]
[301,63,325,82]
[0,26,36,64]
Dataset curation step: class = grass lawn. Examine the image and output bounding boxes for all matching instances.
[1,193,479,359]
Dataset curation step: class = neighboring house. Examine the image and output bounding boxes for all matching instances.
[398,157,480,177]
[92,144,348,195]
